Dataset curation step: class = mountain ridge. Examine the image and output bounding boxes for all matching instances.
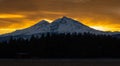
[0,16,119,39]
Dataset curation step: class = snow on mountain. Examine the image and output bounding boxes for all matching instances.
[0,20,50,37]
[49,16,107,34]
[0,16,118,39]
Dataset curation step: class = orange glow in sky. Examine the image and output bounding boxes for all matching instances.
[0,17,119,35]
[0,29,16,35]
[0,0,120,34]
[0,14,25,18]
[43,19,53,23]
[90,26,112,31]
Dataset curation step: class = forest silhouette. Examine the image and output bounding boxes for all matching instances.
[0,32,120,58]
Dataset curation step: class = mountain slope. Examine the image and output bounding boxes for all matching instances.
[49,17,106,34]
[1,20,50,37]
[0,16,118,39]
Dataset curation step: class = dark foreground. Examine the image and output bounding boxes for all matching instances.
[0,59,120,66]
[1,33,120,58]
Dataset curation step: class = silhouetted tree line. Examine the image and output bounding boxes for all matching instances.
[0,32,120,58]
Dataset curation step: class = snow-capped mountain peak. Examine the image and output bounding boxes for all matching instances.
[48,16,102,33]
[0,16,116,39]
[1,20,50,37]
[31,20,50,27]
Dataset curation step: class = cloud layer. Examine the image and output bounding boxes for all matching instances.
[0,0,120,34]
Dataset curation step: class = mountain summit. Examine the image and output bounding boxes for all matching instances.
[1,20,50,36]
[49,16,104,34]
[0,16,115,38]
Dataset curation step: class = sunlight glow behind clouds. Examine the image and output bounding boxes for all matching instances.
[41,11,68,15]
[0,29,16,35]
[0,14,25,18]
[0,0,120,34]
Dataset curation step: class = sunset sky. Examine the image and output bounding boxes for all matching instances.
[0,0,120,34]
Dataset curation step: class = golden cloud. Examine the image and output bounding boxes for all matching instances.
[0,14,25,18]
[0,29,16,35]
[0,0,120,34]
[41,11,68,15]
